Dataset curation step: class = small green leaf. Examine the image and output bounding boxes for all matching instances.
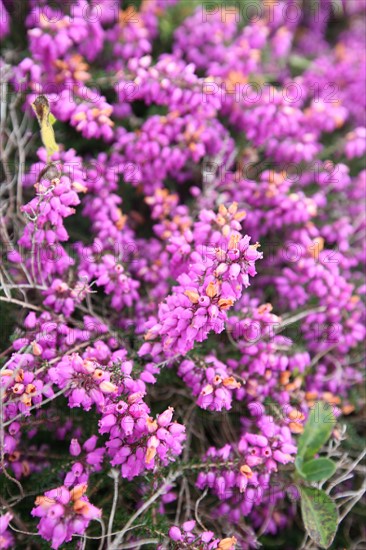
[300,487,338,548]
[49,113,57,125]
[301,458,337,482]
[297,402,335,460]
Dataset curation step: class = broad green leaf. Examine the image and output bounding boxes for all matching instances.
[301,458,336,482]
[300,487,338,549]
[297,402,335,460]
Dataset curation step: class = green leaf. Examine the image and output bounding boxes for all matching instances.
[295,456,304,475]
[301,458,337,482]
[297,402,336,460]
[300,487,338,548]
[49,113,57,126]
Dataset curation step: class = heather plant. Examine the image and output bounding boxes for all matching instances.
[0,1,365,549]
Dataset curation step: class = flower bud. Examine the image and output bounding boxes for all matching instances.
[70,439,81,457]
[169,526,183,541]
[244,246,260,261]
[157,407,174,427]
[121,415,134,436]
[273,450,294,464]
[245,434,268,447]
[99,381,117,394]
[8,422,20,436]
[215,262,229,276]
[182,520,196,532]
[99,414,116,431]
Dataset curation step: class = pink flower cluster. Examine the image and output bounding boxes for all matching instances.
[196,415,297,508]
[100,399,186,479]
[140,203,262,356]
[178,356,241,412]
[31,484,101,549]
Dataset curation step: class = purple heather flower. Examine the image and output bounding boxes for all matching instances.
[32,484,101,549]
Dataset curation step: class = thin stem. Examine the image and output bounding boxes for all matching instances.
[0,295,44,311]
[327,449,366,494]
[194,487,208,531]
[96,518,106,550]
[277,307,326,331]
[118,540,159,549]
[338,482,366,524]
[108,470,182,550]
[107,470,120,547]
